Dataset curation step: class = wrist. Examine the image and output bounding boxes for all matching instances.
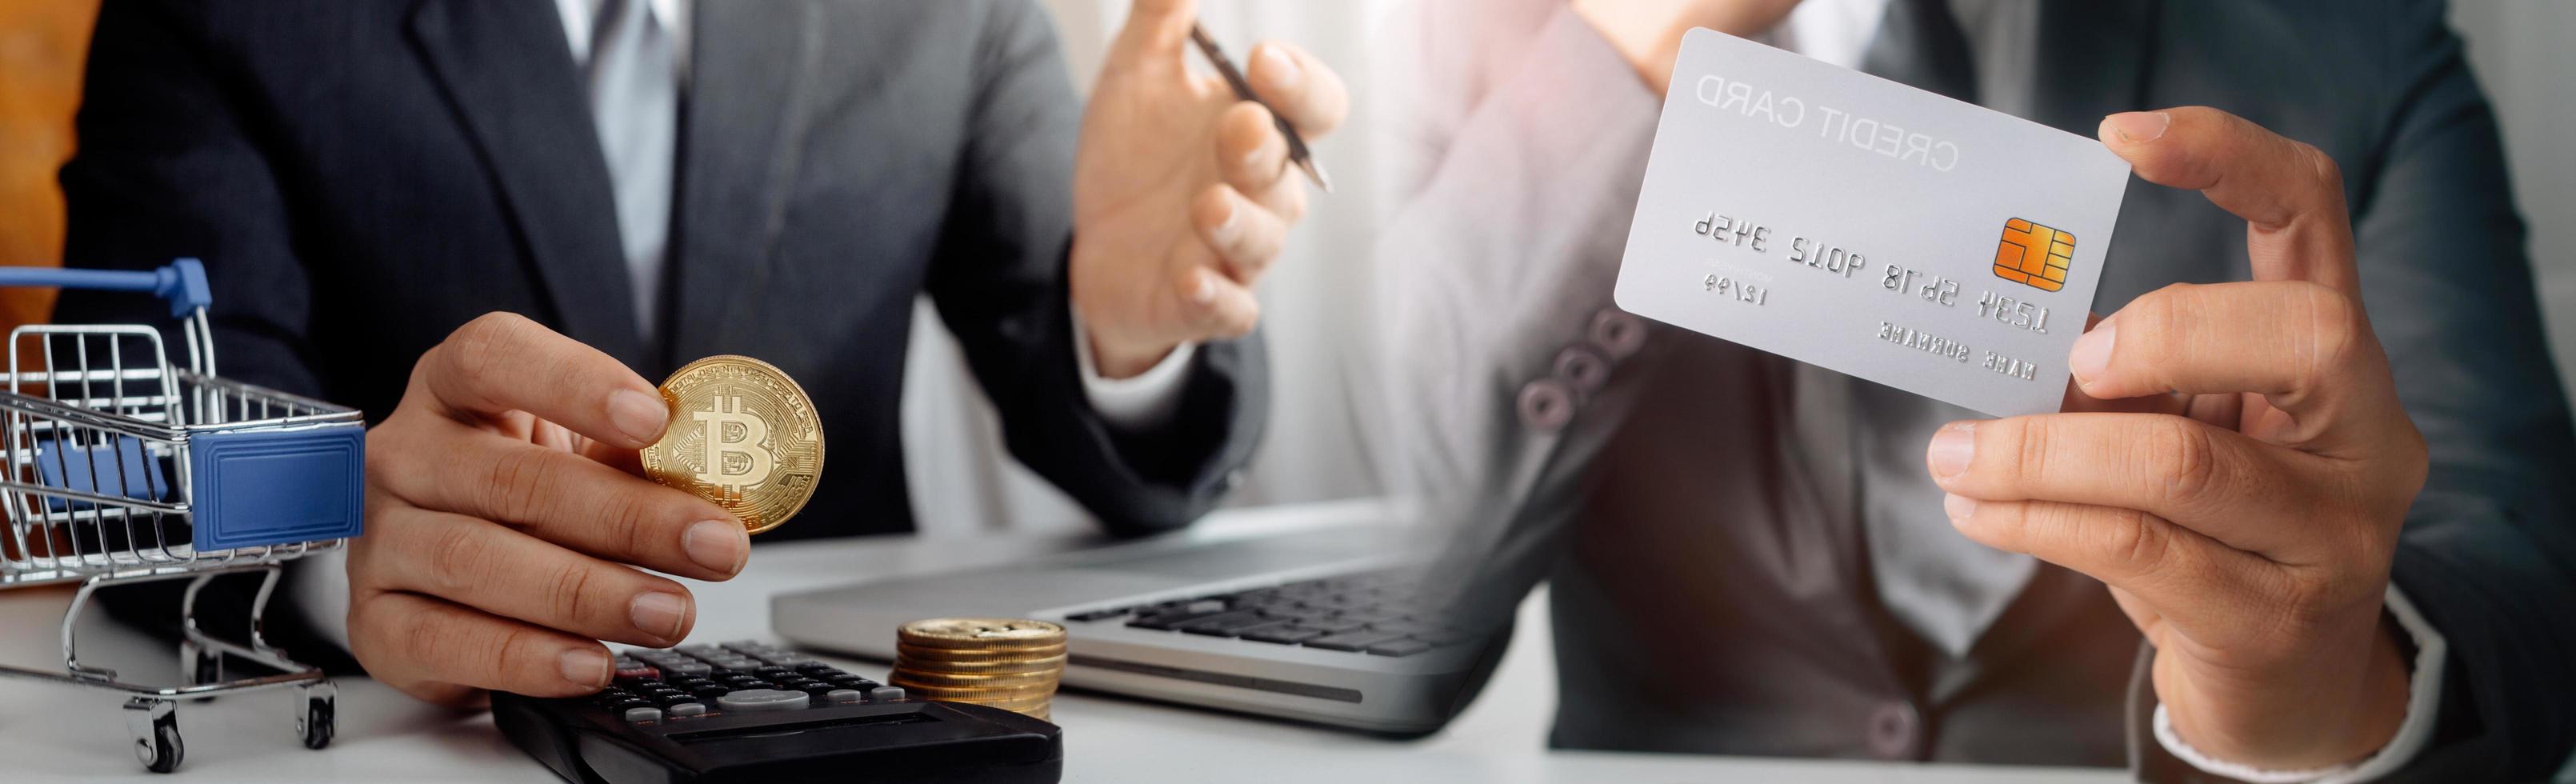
[1089,334,1177,380]
[2170,609,2413,770]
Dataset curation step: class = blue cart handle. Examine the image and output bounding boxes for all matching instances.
[0,259,211,319]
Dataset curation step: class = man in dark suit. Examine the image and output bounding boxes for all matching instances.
[55,0,1346,706]
[1374,0,2573,780]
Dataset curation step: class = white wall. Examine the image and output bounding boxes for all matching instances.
[2451,1,2576,401]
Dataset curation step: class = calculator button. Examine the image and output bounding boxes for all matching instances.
[869,686,905,702]
[826,689,866,704]
[666,702,708,718]
[624,706,663,724]
[714,689,811,712]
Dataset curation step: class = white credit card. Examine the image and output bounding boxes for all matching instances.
[1613,29,2129,418]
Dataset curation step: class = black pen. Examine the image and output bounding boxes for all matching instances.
[1189,23,1333,194]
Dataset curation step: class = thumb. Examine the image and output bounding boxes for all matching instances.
[1109,0,1198,66]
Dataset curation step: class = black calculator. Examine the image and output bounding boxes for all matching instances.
[493,640,1062,783]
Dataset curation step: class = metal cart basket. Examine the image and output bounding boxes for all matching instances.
[0,260,365,773]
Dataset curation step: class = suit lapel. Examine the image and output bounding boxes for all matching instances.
[665,0,824,371]
[408,0,646,369]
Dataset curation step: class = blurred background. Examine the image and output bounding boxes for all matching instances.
[3,0,2571,538]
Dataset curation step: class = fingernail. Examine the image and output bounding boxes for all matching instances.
[2069,320,2115,385]
[684,520,749,575]
[1257,45,1302,90]
[1190,270,1218,305]
[1210,196,1242,245]
[2102,111,2170,143]
[606,389,669,445]
[629,592,688,640]
[1929,422,1976,478]
[1942,493,1978,524]
[558,648,610,686]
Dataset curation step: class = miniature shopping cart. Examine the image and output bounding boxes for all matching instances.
[0,260,363,773]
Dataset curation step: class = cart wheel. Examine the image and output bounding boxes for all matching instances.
[299,698,335,750]
[134,710,183,773]
[183,643,221,701]
[295,682,338,750]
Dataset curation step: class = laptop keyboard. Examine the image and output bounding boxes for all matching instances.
[1063,570,1478,657]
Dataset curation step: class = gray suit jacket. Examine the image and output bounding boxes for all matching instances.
[1371,1,2575,780]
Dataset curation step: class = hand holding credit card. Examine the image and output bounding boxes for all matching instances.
[1618,29,2439,770]
[1614,29,2129,417]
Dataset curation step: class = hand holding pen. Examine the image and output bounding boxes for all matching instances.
[1069,1,1350,378]
[1190,24,1334,193]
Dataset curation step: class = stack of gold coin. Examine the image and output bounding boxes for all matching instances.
[890,618,1067,721]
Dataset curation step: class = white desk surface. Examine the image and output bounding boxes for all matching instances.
[0,500,2126,782]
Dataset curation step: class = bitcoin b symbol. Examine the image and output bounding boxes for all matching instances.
[694,396,774,495]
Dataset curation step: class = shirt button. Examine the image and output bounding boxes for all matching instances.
[1517,378,1574,432]
[1865,701,1922,760]
[1554,346,1609,394]
[1588,310,1646,360]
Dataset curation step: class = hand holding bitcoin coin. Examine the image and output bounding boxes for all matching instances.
[352,314,758,706]
[891,619,1068,720]
[640,355,826,535]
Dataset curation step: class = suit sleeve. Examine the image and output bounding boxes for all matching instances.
[2328,2,2576,779]
[53,0,320,398]
[1366,2,1665,621]
[46,0,358,673]
[922,0,1264,538]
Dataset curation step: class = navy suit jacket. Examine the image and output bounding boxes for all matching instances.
[54,0,1265,541]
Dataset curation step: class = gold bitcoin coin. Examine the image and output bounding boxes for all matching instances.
[894,652,1069,674]
[894,642,1067,663]
[901,690,1058,710]
[639,355,825,534]
[892,675,1058,696]
[891,670,1060,690]
[896,618,1066,649]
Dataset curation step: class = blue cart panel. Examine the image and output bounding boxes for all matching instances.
[187,427,366,551]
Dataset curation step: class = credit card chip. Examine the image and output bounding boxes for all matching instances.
[1992,218,2074,292]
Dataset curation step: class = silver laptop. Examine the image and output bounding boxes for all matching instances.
[770,514,1508,734]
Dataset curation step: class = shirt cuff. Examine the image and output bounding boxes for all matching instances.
[2151,585,2447,783]
[1070,302,1196,432]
